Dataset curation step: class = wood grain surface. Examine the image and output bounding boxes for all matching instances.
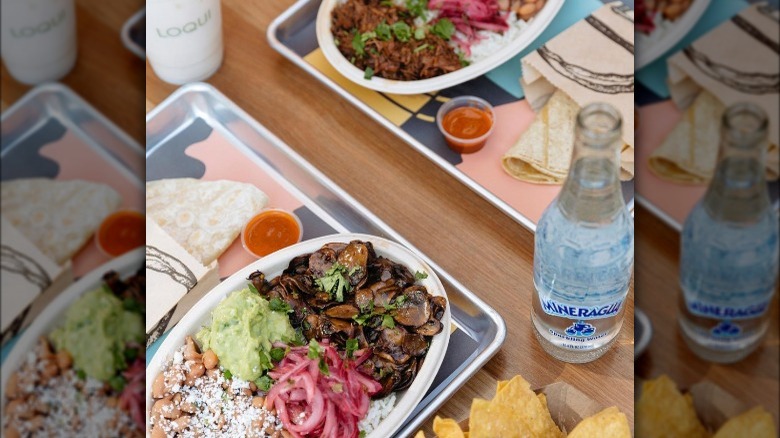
[145,0,634,435]
[1,0,145,143]
[635,206,780,427]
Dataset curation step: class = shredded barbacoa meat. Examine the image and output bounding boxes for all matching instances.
[332,0,463,81]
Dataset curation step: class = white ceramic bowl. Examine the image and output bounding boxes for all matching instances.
[316,0,564,94]
[0,248,144,412]
[635,0,711,70]
[145,233,451,437]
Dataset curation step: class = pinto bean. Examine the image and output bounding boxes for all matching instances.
[56,350,73,370]
[171,415,191,432]
[152,372,166,398]
[184,336,202,362]
[202,349,218,370]
[5,373,20,399]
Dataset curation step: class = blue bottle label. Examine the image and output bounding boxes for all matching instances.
[686,297,772,320]
[540,297,624,320]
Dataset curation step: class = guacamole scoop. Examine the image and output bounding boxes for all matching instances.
[50,287,144,381]
[196,287,296,382]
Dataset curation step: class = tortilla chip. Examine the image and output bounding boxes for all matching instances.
[470,376,563,438]
[636,375,709,438]
[433,416,465,438]
[568,406,631,438]
[714,406,776,438]
[414,432,426,438]
[496,380,509,394]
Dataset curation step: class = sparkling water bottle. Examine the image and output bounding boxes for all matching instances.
[678,103,779,363]
[531,103,634,363]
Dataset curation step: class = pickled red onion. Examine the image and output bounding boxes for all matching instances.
[265,341,382,438]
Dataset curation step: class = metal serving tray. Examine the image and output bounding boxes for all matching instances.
[122,8,145,59]
[1,82,143,360]
[268,0,634,233]
[145,83,507,437]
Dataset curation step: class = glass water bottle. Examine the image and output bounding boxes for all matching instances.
[678,103,779,363]
[531,102,634,363]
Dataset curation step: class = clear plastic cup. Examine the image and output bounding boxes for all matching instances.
[241,208,304,259]
[436,96,495,154]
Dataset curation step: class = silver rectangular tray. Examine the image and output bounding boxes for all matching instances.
[145,82,507,437]
[1,82,143,188]
[267,0,634,233]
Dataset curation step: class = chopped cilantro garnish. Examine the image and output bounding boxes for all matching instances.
[431,18,455,40]
[270,347,286,362]
[122,297,143,314]
[413,43,429,53]
[223,369,232,380]
[315,262,352,303]
[352,31,365,56]
[293,328,308,346]
[382,314,396,329]
[353,313,371,325]
[256,375,273,391]
[414,271,429,280]
[76,369,86,380]
[269,297,293,313]
[360,431,367,438]
[247,283,260,294]
[364,67,374,80]
[307,338,322,360]
[392,21,412,42]
[346,338,359,358]
[405,0,428,18]
[109,375,126,392]
[376,22,392,41]
[318,359,330,376]
[123,348,139,362]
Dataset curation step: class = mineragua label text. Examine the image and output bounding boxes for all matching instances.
[541,298,623,320]
[687,299,771,320]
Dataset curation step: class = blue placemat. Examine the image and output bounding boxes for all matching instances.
[486,0,603,98]
[635,0,748,98]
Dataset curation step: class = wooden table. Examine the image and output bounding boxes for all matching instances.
[635,207,780,426]
[145,0,635,434]
[1,0,145,144]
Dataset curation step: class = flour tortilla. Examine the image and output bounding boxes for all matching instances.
[502,91,634,185]
[502,90,577,184]
[649,90,778,184]
[146,178,269,265]
[0,178,121,265]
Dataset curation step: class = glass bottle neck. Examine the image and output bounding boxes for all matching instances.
[558,105,625,225]
[702,104,770,223]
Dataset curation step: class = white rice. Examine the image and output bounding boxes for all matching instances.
[465,12,530,63]
[636,11,674,53]
[358,392,397,435]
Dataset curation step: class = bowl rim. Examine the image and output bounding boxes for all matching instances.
[145,233,451,437]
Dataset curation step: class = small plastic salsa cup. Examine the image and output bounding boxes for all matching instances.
[436,96,495,154]
[96,210,145,257]
[241,208,304,259]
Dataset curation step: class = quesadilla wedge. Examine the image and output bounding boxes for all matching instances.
[145,178,269,265]
[1,178,121,265]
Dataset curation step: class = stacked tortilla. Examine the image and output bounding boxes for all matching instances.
[501,3,634,185]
